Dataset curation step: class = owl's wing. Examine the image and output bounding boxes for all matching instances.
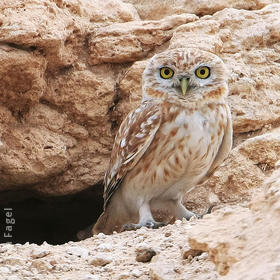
[103,101,162,209]
[206,104,232,176]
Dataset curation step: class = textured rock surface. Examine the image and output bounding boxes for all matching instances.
[188,169,280,279]
[124,0,280,19]
[0,0,280,197]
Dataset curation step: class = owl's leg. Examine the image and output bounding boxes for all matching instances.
[122,202,166,231]
[170,200,199,220]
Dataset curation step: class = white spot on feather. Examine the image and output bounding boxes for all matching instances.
[135,107,142,113]
[121,138,126,148]
[136,133,145,138]
[147,114,158,125]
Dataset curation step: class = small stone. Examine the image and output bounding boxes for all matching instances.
[10,265,20,272]
[0,243,12,253]
[175,220,182,226]
[6,276,21,280]
[22,270,33,277]
[0,266,10,274]
[118,272,130,279]
[136,247,156,263]
[97,243,113,252]
[66,246,89,258]
[89,255,112,266]
[131,268,142,277]
[31,247,50,258]
[165,231,171,237]
[198,252,209,260]
[82,274,100,280]
[182,245,203,259]
[30,260,53,272]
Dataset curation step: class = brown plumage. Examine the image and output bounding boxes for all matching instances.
[93,48,232,235]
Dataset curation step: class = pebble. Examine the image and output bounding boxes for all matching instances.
[30,260,53,272]
[131,268,142,277]
[135,247,156,263]
[31,247,50,259]
[22,269,34,277]
[0,266,10,274]
[6,276,21,280]
[182,245,203,259]
[117,271,130,279]
[66,246,89,258]
[89,255,113,266]
[0,243,12,253]
[175,220,182,226]
[97,243,113,252]
[82,274,100,280]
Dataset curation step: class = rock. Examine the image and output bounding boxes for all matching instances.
[97,243,113,252]
[181,245,204,259]
[31,247,50,259]
[66,246,89,258]
[131,268,142,277]
[82,273,101,280]
[2,257,26,266]
[135,247,156,263]
[0,266,10,274]
[149,262,177,280]
[186,169,280,278]
[124,0,275,20]
[89,14,198,65]
[30,259,53,272]
[89,255,112,266]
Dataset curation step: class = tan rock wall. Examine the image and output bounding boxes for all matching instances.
[0,0,280,202]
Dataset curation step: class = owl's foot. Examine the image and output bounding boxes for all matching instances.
[122,221,167,231]
[191,205,214,220]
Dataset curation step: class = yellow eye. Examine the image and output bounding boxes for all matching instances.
[160,67,174,79]
[195,66,210,79]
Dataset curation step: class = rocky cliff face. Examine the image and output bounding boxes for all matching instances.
[0,0,280,279]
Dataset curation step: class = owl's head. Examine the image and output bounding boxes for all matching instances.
[142,48,228,103]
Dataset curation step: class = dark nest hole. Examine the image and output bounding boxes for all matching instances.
[0,185,104,245]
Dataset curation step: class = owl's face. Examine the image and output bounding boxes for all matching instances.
[142,48,228,103]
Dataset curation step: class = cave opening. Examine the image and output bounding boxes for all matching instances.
[0,185,104,245]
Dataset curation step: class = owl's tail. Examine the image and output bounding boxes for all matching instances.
[92,196,131,235]
[92,211,113,235]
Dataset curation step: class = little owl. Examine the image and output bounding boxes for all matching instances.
[93,48,232,234]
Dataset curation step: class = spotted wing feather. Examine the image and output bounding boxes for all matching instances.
[206,104,232,176]
[104,101,162,209]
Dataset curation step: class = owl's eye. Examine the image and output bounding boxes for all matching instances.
[195,66,210,79]
[160,67,174,79]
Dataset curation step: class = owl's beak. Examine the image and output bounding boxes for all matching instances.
[180,77,189,96]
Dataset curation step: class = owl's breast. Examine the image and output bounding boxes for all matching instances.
[124,102,228,199]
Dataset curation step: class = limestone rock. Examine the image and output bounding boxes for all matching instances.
[88,14,198,65]
[0,45,47,115]
[124,0,279,20]
[187,168,280,278]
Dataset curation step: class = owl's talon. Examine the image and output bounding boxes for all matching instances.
[195,206,214,220]
[122,223,142,231]
[145,221,167,229]
[122,221,167,232]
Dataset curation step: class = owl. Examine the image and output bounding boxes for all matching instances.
[93,48,232,235]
